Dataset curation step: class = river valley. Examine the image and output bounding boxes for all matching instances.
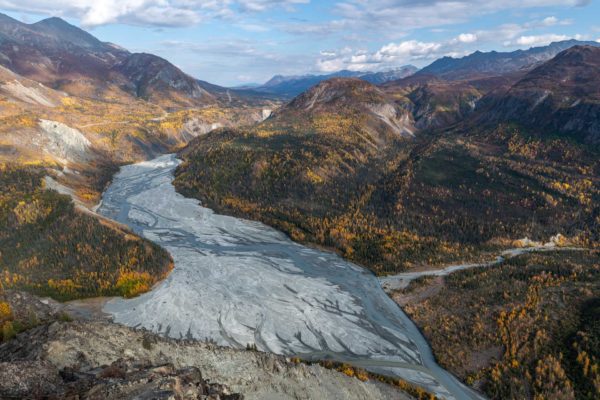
[97,154,484,400]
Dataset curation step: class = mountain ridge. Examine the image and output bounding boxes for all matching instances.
[475,45,600,144]
[0,14,233,107]
[417,39,600,80]
[253,66,418,98]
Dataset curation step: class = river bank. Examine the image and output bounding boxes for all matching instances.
[94,154,483,399]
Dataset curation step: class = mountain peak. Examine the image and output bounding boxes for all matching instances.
[479,44,600,143]
[32,16,106,50]
[34,16,71,27]
[0,12,21,23]
[286,77,385,111]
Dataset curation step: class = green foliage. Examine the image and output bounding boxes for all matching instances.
[142,335,153,350]
[0,165,173,301]
[57,312,73,322]
[1,320,16,341]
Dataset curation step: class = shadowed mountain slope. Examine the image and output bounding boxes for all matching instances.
[476,45,600,144]
[175,53,599,274]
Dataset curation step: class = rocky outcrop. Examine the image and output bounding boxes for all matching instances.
[0,321,410,400]
[0,357,242,400]
[38,119,93,164]
[0,293,410,400]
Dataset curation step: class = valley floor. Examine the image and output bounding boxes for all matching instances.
[2,152,597,400]
[94,154,482,400]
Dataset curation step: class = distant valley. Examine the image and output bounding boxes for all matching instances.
[176,45,599,275]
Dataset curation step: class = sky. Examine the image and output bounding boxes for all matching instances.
[1,0,599,86]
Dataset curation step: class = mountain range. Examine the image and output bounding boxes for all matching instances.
[2,11,598,109]
[244,39,600,99]
[250,66,418,98]
[176,44,600,272]
[417,39,600,80]
[0,14,236,108]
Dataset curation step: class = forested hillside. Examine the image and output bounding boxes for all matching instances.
[395,250,600,400]
[175,60,599,274]
[0,164,172,301]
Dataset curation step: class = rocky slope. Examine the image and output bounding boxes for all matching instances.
[113,52,214,108]
[0,51,269,204]
[0,13,262,108]
[477,45,600,144]
[383,75,483,130]
[0,292,412,400]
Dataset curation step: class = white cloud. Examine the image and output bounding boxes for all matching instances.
[330,0,590,35]
[319,50,337,57]
[377,40,442,59]
[313,14,591,74]
[523,15,573,29]
[0,0,308,27]
[541,16,558,26]
[316,58,346,72]
[596,38,600,43]
[456,33,478,43]
[316,40,446,72]
[507,33,582,47]
[238,0,309,12]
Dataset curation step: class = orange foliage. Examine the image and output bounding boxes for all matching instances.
[116,270,153,298]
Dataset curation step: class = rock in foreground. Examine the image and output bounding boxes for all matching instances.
[0,319,410,400]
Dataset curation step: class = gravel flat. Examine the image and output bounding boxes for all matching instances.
[98,154,484,400]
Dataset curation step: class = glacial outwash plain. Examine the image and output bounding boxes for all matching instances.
[98,154,482,399]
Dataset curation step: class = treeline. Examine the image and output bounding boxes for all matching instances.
[0,165,173,301]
